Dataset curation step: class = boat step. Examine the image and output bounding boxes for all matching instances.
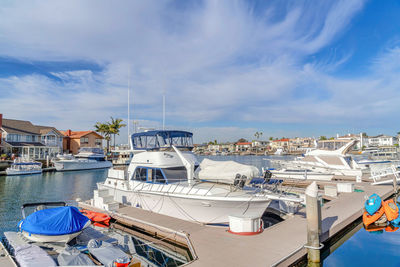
[104,202,119,212]
[102,195,115,204]
[94,189,109,198]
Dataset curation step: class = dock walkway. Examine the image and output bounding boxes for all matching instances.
[80,182,393,267]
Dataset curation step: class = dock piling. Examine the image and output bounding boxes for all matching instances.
[305,181,322,265]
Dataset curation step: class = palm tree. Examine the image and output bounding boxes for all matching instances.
[109,117,126,149]
[94,122,112,153]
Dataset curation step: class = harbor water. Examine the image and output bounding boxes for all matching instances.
[0,155,398,266]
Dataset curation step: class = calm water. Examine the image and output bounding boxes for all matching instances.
[0,169,108,235]
[0,156,398,266]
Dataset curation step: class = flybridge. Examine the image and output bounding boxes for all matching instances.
[131,130,194,150]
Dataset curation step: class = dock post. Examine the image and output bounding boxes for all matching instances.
[46,155,50,168]
[305,181,321,266]
[392,165,398,197]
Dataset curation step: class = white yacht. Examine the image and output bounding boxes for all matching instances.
[93,130,300,224]
[6,159,42,176]
[52,147,112,171]
[271,140,365,177]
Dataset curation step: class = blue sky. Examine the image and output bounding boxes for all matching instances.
[0,0,400,144]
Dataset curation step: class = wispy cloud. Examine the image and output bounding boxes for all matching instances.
[3,0,399,143]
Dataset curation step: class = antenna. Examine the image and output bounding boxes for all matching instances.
[162,95,165,130]
[128,67,131,144]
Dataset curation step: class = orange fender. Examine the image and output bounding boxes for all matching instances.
[383,199,399,221]
[363,206,385,226]
[80,209,111,228]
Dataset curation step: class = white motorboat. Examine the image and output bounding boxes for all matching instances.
[271,140,365,177]
[6,159,42,176]
[52,147,112,171]
[266,168,334,181]
[94,130,301,224]
[19,202,91,243]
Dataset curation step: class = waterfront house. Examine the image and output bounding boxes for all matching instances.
[61,130,103,155]
[368,135,398,147]
[236,142,252,152]
[0,114,64,159]
[270,138,289,150]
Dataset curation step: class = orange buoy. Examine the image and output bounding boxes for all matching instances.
[80,209,111,228]
[363,206,385,226]
[382,199,399,222]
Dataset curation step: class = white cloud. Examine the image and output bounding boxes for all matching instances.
[3,0,400,143]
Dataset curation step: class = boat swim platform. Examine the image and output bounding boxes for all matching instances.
[79,182,394,267]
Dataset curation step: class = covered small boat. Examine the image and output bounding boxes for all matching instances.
[365,193,382,216]
[19,206,90,242]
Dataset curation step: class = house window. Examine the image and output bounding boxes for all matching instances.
[95,139,102,146]
[80,137,89,144]
[7,134,20,142]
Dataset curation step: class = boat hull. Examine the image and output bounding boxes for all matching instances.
[20,220,91,243]
[54,160,112,171]
[6,169,42,176]
[99,185,271,224]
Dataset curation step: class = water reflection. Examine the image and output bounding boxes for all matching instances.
[0,169,107,235]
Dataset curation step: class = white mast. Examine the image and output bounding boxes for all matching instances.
[162,95,165,130]
[128,67,131,144]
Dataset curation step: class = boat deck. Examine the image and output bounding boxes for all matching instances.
[79,181,394,267]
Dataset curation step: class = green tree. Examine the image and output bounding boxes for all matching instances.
[237,138,248,143]
[94,122,112,153]
[319,136,327,140]
[269,137,273,141]
[109,117,126,149]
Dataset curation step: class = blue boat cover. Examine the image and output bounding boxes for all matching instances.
[20,207,89,236]
[365,194,382,216]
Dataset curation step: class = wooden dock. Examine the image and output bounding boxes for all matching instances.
[79,181,394,266]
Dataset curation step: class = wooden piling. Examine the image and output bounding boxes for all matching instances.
[306,181,321,265]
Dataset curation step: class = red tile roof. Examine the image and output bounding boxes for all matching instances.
[273,138,289,142]
[236,142,252,145]
[60,130,103,139]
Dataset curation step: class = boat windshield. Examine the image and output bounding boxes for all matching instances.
[131,130,193,150]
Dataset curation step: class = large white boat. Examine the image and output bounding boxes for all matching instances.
[94,130,300,224]
[6,159,42,176]
[271,140,365,177]
[52,147,112,171]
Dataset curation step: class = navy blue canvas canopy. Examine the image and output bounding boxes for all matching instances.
[20,207,89,236]
[131,130,193,150]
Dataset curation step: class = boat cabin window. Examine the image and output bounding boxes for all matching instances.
[134,167,147,181]
[162,167,187,183]
[133,167,167,184]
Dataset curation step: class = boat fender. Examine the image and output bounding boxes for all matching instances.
[391,203,400,224]
[383,199,399,222]
[363,206,385,227]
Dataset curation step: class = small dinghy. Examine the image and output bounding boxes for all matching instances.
[365,193,382,216]
[19,206,90,243]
